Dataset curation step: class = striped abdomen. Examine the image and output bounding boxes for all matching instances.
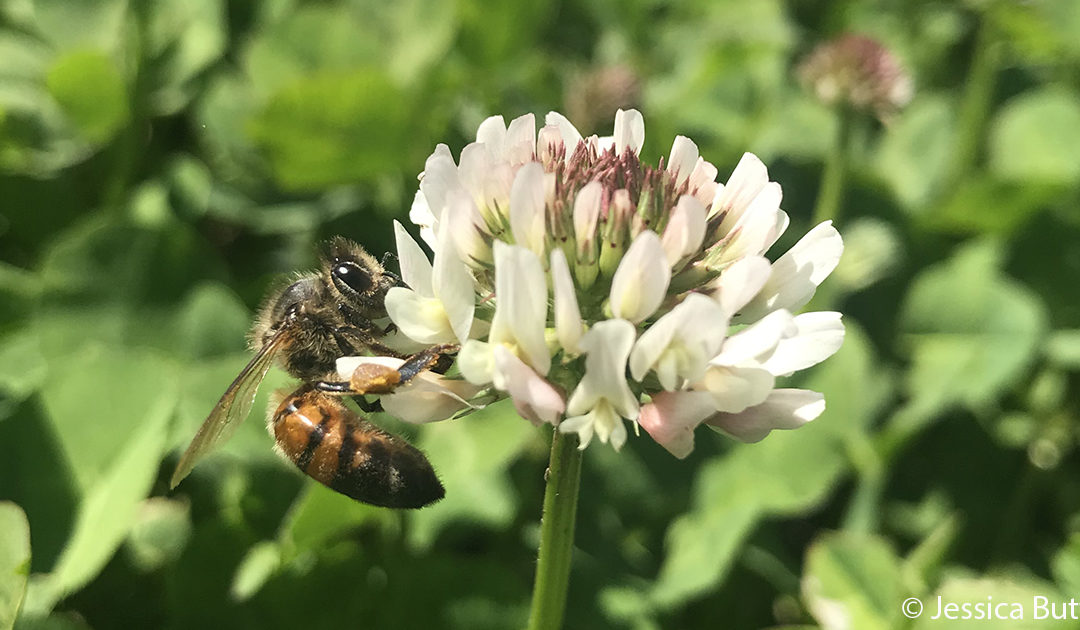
[270,384,444,508]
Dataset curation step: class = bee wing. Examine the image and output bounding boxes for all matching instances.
[169,330,290,489]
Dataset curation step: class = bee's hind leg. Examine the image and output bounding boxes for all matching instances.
[313,344,459,396]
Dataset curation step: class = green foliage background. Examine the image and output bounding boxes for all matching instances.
[2,0,1080,628]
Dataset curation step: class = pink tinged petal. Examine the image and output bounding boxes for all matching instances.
[699,364,775,413]
[550,249,584,354]
[761,312,845,376]
[713,152,769,226]
[418,145,460,219]
[433,222,476,343]
[717,182,782,264]
[545,111,584,161]
[609,231,672,323]
[573,181,602,255]
[712,309,795,366]
[476,115,507,152]
[614,108,645,155]
[667,136,700,187]
[491,241,551,375]
[742,221,844,320]
[493,345,565,426]
[711,255,771,315]
[629,294,728,389]
[566,319,639,420]
[445,188,492,266]
[394,220,434,297]
[509,162,547,257]
[705,388,824,443]
[385,287,454,344]
[458,340,494,385]
[639,391,717,458]
[661,195,707,265]
[505,113,537,165]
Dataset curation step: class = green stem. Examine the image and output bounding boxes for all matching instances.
[527,429,583,630]
[841,434,885,534]
[947,16,999,186]
[812,107,853,226]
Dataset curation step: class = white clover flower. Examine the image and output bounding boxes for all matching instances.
[341,109,846,454]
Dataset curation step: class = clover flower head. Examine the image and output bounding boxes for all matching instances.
[798,33,913,121]
[342,109,846,458]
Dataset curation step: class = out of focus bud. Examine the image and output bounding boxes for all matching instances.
[797,34,913,121]
[831,217,901,291]
[564,64,642,135]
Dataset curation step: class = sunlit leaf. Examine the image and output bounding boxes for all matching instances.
[45,49,128,144]
[2,0,126,53]
[279,484,391,554]
[650,504,759,608]
[409,400,536,550]
[248,69,411,190]
[0,502,30,630]
[802,532,906,630]
[1052,532,1080,596]
[38,344,179,493]
[989,87,1080,186]
[172,282,251,361]
[230,541,282,601]
[22,385,175,614]
[1046,329,1080,369]
[927,177,1057,235]
[125,498,192,572]
[873,95,955,212]
[899,239,1048,415]
[0,30,51,80]
[0,330,46,401]
[144,0,227,115]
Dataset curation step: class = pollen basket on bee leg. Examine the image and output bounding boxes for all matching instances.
[348,363,402,394]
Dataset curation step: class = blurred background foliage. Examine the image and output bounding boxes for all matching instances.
[2,0,1080,628]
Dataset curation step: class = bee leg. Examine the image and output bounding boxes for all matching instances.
[379,252,403,287]
[396,343,459,384]
[313,344,460,396]
[314,381,353,393]
[352,396,383,413]
[332,325,406,359]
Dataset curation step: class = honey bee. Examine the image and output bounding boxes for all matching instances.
[170,237,450,508]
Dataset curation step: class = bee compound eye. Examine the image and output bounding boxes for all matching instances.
[333,261,373,295]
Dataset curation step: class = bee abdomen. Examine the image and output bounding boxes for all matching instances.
[270,385,444,509]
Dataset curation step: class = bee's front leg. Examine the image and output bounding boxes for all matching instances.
[332,325,406,359]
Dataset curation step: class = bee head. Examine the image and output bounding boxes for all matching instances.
[322,237,395,315]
